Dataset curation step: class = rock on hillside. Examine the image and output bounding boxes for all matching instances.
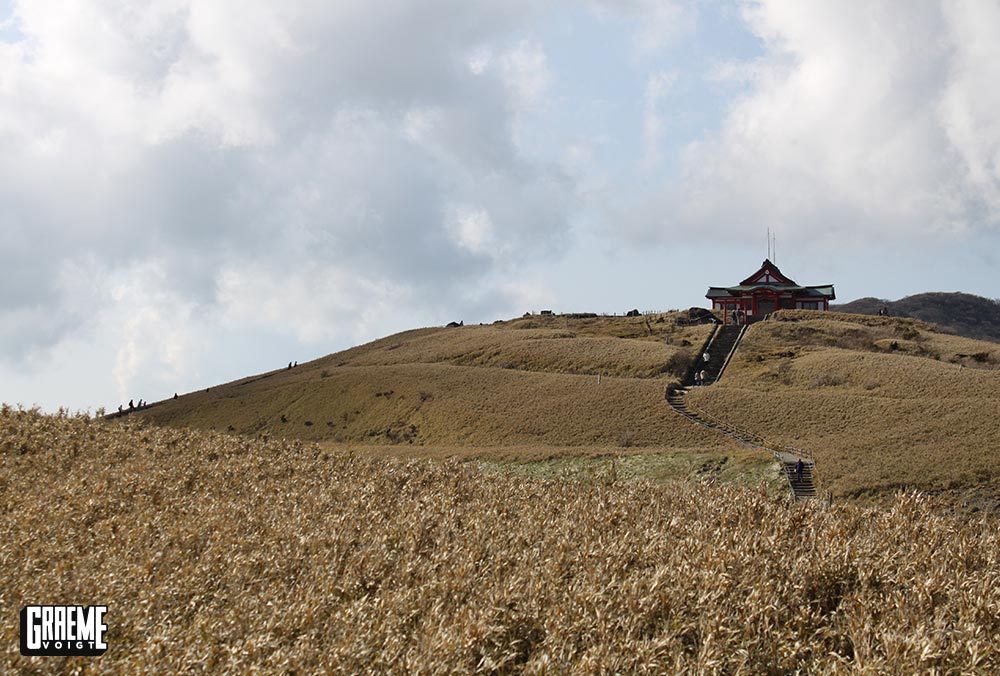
[835,292,1000,343]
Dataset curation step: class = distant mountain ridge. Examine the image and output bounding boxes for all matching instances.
[834,292,1000,343]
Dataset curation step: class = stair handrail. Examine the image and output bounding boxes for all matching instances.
[715,323,750,383]
[665,387,817,499]
[680,320,721,387]
[689,405,765,447]
[665,312,818,499]
[779,460,805,498]
[686,316,814,461]
[780,445,814,461]
[697,404,813,462]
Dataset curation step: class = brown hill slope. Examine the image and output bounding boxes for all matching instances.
[138,313,735,456]
[135,309,1000,501]
[686,310,1000,499]
[835,292,1000,343]
[7,408,1000,673]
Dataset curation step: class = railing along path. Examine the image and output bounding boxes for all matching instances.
[666,317,817,500]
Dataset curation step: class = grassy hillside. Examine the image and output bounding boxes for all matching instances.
[134,308,1000,501]
[687,310,1000,500]
[145,363,731,449]
[835,292,1000,343]
[139,313,726,455]
[6,409,1000,674]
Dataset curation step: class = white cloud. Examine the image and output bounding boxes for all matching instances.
[467,45,492,75]
[499,39,551,106]
[464,38,551,106]
[217,262,406,345]
[447,206,498,255]
[0,0,574,409]
[108,261,197,400]
[622,0,1000,246]
[641,70,676,169]
[938,0,1000,212]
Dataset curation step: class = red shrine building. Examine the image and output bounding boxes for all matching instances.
[706,259,835,323]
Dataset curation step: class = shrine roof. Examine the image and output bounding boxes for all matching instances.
[706,284,835,299]
[706,259,835,300]
[740,259,796,286]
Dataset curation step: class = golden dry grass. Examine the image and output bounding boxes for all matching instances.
[5,408,1000,674]
[472,447,784,492]
[743,310,1000,367]
[687,311,1000,500]
[134,309,1000,501]
[340,328,688,378]
[138,313,715,454]
[333,313,711,378]
[144,363,731,450]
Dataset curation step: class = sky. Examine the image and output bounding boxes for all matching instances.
[2,0,1000,412]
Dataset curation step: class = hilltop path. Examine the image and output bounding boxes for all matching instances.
[667,321,817,501]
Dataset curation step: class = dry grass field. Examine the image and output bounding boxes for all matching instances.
[6,408,1000,674]
[131,309,1000,502]
[687,311,1000,500]
[138,313,722,456]
[336,314,711,378]
[145,363,731,449]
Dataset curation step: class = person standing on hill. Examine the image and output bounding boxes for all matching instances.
[795,459,805,483]
[702,351,710,364]
[699,369,707,386]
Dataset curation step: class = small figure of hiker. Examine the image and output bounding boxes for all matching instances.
[117,404,123,414]
[694,371,702,386]
[795,458,805,482]
[173,393,178,399]
[294,361,298,367]
[699,369,707,385]
[128,399,134,411]
[288,362,292,370]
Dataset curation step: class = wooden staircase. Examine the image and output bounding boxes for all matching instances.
[695,324,745,385]
[668,320,817,501]
[779,453,817,500]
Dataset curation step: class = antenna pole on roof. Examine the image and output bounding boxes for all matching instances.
[767,227,771,260]
[773,231,776,264]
